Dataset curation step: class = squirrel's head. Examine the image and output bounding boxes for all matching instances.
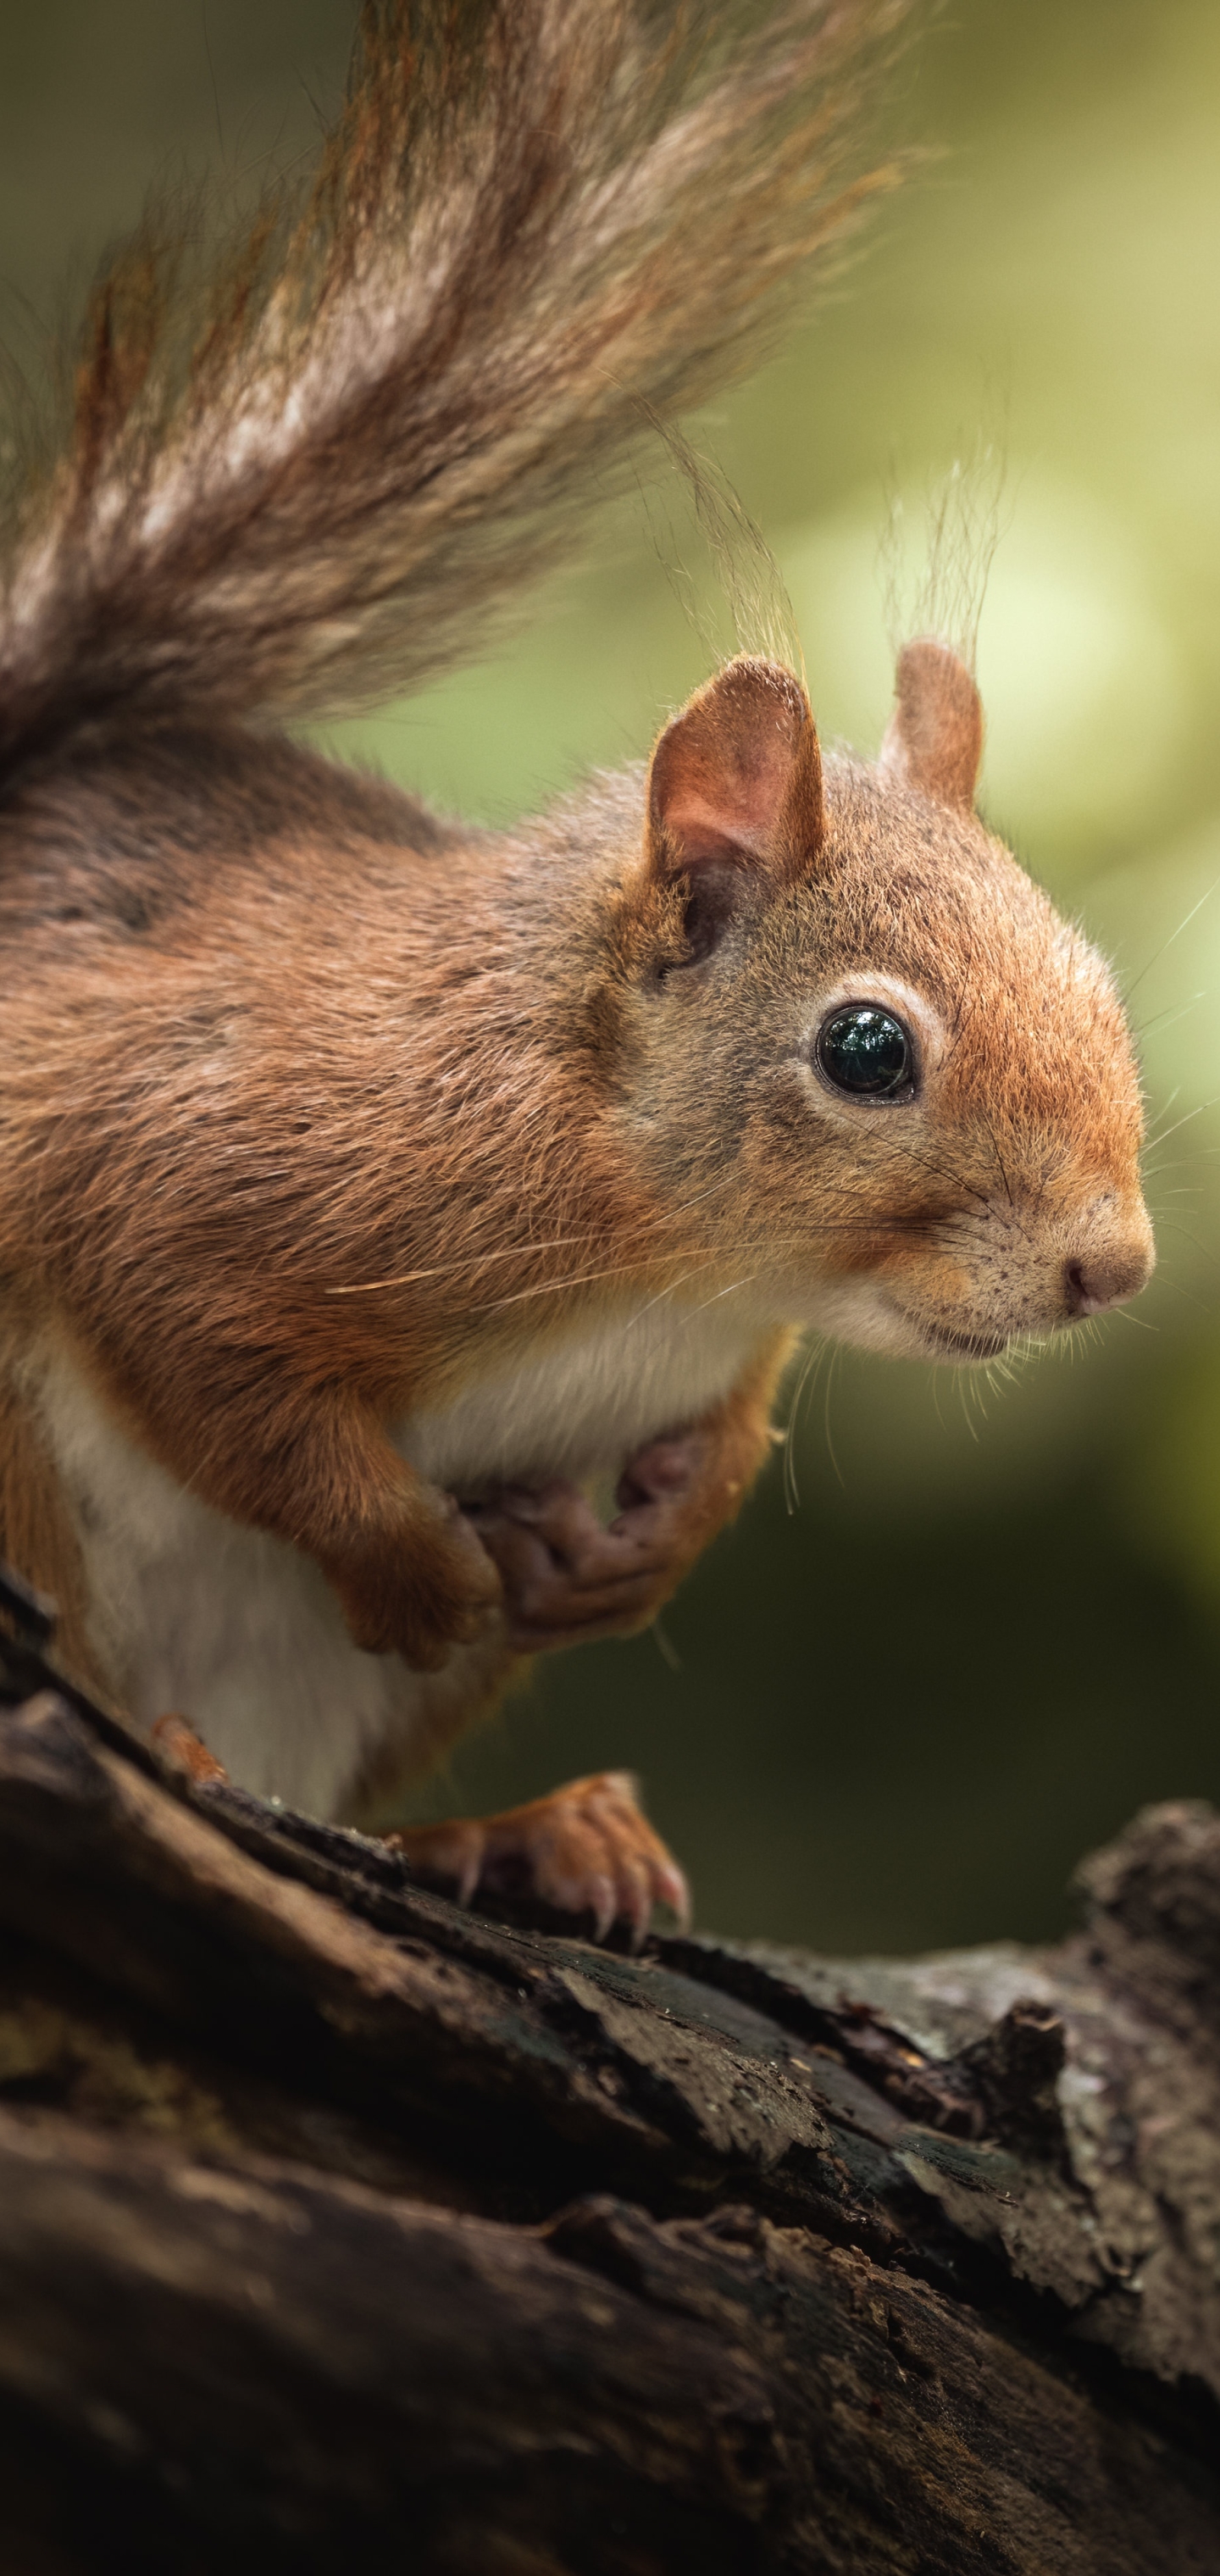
[615,647,1153,1363]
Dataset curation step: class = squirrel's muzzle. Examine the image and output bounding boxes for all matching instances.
[1062,1212,1155,1320]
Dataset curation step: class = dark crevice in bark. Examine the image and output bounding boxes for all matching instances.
[1,1596,1218,2572]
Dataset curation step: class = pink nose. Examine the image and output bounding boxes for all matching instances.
[1064,1243,1153,1318]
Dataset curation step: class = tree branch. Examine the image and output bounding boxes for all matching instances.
[0,1592,1217,2572]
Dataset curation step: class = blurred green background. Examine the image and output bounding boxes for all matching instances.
[6,0,1220,1954]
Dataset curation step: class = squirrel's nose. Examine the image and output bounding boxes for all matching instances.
[1063,1233,1154,1318]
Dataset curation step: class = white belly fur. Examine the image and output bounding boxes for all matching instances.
[397,1293,776,1491]
[24,1293,775,1818]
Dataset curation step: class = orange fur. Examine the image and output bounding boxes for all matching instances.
[0,664,1151,1700]
[0,5,1154,1890]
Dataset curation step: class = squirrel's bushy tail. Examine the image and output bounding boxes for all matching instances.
[0,0,916,763]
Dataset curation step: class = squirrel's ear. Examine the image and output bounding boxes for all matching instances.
[646,657,824,888]
[879,638,984,812]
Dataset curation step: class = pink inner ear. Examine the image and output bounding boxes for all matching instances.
[658,759,792,866]
[648,658,812,872]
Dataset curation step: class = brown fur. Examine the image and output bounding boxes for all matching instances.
[0,0,914,762]
[0,3,1153,1834]
[0,658,1151,1686]
[881,638,984,809]
[0,1331,98,1687]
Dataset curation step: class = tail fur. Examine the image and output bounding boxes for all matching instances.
[0,0,918,767]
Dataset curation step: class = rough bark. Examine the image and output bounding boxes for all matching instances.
[0,1583,1217,2573]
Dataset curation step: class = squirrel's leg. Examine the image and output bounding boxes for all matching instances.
[378,1347,791,1944]
[463,1331,792,1651]
[103,1363,503,1671]
[306,1423,503,1671]
[151,1727,686,1949]
[385,1770,690,1951]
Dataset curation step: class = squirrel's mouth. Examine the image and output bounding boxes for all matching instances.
[918,1319,1010,1364]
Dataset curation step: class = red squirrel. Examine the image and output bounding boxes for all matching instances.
[0,0,1153,1942]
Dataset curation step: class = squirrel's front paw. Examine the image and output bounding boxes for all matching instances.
[462,1433,706,1651]
[326,1500,503,1670]
[384,1770,690,1949]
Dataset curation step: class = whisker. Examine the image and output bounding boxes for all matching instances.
[870,1132,989,1208]
[822,1347,845,1491]
[624,1263,721,1328]
[328,1209,946,1298]
[1146,1217,1220,1272]
[1131,991,1207,1041]
[651,1618,683,1675]
[1123,875,1220,1006]
[325,1178,737,1294]
[329,1234,613,1296]
[1141,1082,1180,1141]
[930,1367,947,1435]
[477,1261,685,1311]
[1147,1274,1212,1313]
[473,1225,942,1312]
[782,1335,825,1513]
[957,1365,981,1442]
[684,1274,761,1320]
[938,982,984,1074]
[1143,1098,1217,1154]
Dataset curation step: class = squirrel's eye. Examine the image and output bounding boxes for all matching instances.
[817,1006,913,1100]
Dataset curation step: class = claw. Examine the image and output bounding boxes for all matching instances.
[656,1859,692,1934]
[455,1835,484,1909]
[385,1771,689,1947]
[587,1873,618,1946]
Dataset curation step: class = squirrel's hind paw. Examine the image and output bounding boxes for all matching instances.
[383,1770,690,1950]
[150,1714,228,1785]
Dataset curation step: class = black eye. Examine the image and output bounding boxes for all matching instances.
[816,1006,913,1100]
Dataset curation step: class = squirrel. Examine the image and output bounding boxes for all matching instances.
[0,0,1154,1945]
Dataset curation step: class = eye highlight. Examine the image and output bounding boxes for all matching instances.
[816,1005,913,1101]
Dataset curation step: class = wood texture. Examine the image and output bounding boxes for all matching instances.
[0,1606,1217,2572]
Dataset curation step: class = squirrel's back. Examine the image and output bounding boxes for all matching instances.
[0,3,1158,1857]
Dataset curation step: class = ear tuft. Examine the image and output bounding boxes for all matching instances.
[646,656,824,889]
[879,638,984,813]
